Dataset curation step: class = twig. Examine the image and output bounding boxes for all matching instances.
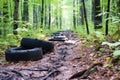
[69,70,87,79]
[21,68,49,72]
[42,69,60,80]
[80,67,98,79]
[11,70,24,77]
[69,63,103,79]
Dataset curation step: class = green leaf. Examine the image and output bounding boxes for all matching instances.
[102,42,120,47]
[106,57,111,62]
[113,50,120,56]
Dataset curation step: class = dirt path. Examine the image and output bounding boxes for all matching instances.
[0,32,83,80]
[0,32,120,80]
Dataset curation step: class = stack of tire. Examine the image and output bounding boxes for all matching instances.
[5,38,54,62]
[49,30,73,41]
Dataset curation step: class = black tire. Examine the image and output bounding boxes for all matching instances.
[52,30,73,38]
[21,38,54,54]
[49,36,68,41]
[5,47,43,62]
[49,38,66,41]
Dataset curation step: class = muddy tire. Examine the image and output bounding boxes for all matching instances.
[21,38,54,54]
[49,36,68,41]
[5,47,43,62]
[52,30,73,39]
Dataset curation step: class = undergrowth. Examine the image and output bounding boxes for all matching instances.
[0,24,61,55]
[73,23,120,70]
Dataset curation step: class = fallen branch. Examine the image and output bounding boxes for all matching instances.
[0,69,24,77]
[69,63,103,79]
[21,68,49,72]
[11,70,24,77]
[3,75,13,80]
[69,70,87,79]
[42,69,60,80]
[80,67,97,79]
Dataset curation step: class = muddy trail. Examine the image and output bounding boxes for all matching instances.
[0,31,120,80]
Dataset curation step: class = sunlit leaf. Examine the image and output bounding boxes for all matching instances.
[113,50,120,56]
[102,42,120,47]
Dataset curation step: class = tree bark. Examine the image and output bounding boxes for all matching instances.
[93,0,102,29]
[82,0,89,34]
[77,0,80,26]
[13,0,19,35]
[0,1,3,35]
[22,0,29,21]
[59,7,62,29]
[3,2,9,23]
[3,1,9,37]
[48,1,51,29]
[33,4,38,28]
[59,0,63,29]
[0,12,2,35]
[116,0,120,18]
[105,0,111,35]
[80,0,84,25]
[56,13,58,28]
[44,0,47,27]
[73,0,76,29]
[41,0,44,28]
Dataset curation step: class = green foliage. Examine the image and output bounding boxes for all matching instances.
[113,50,120,56]
[6,34,20,45]
[104,63,114,68]
[106,57,111,62]
[0,0,120,57]
[0,0,7,7]
[16,27,44,39]
[101,41,120,57]
[118,67,120,72]
[102,41,120,47]
[0,39,15,55]
[112,29,120,41]
[84,31,105,46]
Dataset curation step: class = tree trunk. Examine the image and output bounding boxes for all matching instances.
[105,0,111,35]
[48,1,51,29]
[59,7,62,29]
[80,0,84,25]
[3,1,9,37]
[82,0,89,34]
[41,0,44,28]
[13,0,19,35]
[55,2,59,28]
[56,16,58,28]
[38,1,41,27]
[3,2,9,23]
[116,0,120,18]
[0,2,3,35]
[76,0,79,26]
[0,12,2,35]
[93,0,102,29]
[73,0,76,29]
[59,0,63,29]
[33,4,37,28]
[92,0,94,21]
[22,0,29,22]
[44,0,47,27]
[20,0,23,20]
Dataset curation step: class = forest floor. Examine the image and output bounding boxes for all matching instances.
[0,31,120,80]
